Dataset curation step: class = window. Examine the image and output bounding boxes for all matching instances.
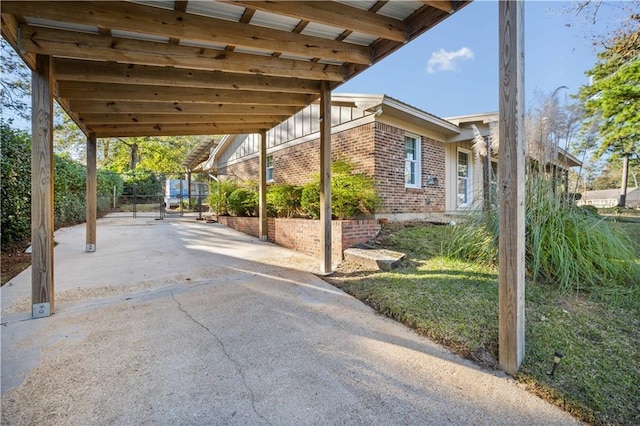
[457,149,472,207]
[405,135,421,188]
[490,160,498,203]
[266,155,274,182]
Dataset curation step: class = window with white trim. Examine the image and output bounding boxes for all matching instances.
[457,149,472,207]
[404,134,421,188]
[266,155,274,182]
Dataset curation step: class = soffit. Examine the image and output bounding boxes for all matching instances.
[1,0,470,138]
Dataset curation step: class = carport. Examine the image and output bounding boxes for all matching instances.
[2,0,525,373]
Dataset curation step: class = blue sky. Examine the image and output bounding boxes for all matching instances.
[338,0,630,118]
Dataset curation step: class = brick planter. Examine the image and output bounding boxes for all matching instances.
[217,217,380,265]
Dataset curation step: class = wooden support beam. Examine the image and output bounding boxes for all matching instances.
[78,113,287,126]
[88,122,277,135]
[229,1,407,43]
[86,133,97,252]
[1,13,36,68]
[19,25,346,82]
[4,1,370,65]
[57,82,310,106]
[94,125,270,138]
[69,100,299,116]
[319,81,332,274]
[259,129,268,242]
[53,59,321,95]
[31,54,55,318]
[498,0,526,375]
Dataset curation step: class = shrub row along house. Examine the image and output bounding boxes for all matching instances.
[184,93,581,221]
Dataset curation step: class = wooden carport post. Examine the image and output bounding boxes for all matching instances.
[86,132,97,252]
[319,82,332,274]
[31,54,55,318]
[498,0,525,374]
[259,129,268,241]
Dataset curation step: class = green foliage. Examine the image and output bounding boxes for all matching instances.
[578,19,640,196]
[208,180,241,216]
[54,156,87,226]
[1,122,31,249]
[447,175,640,298]
[120,169,161,197]
[1,122,124,249]
[227,187,258,217]
[266,184,302,218]
[102,136,204,173]
[300,160,379,219]
[300,182,321,219]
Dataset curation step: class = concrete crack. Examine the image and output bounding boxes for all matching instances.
[171,292,271,425]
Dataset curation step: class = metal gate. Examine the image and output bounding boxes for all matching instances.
[101,171,210,219]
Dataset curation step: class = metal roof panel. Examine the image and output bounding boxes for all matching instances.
[250,10,301,32]
[24,17,99,34]
[186,1,246,22]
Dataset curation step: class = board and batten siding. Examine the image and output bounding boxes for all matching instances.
[217,104,373,167]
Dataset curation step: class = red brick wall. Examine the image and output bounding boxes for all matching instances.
[222,123,376,186]
[373,122,446,214]
[220,121,446,216]
[217,217,380,264]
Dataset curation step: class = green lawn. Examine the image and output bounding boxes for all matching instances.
[327,221,640,425]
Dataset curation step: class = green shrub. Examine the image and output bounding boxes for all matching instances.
[1,122,32,250]
[227,187,258,216]
[447,175,640,298]
[267,184,302,217]
[300,182,321,219]
[208,180,240,216]
[1,122,125,249]
[300,160,379,219]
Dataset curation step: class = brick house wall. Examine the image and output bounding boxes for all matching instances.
[372,123,445,215]
[221,120,446,217]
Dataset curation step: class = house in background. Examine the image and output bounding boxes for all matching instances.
[578,187,640,208]
[187,93,581,221]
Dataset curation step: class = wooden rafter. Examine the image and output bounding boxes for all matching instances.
[20,25,345,81]
[53,59,320,95]
[92,124,272,138]
[57,81,310,105]
[77,113,288,125]
[4,1,371,65]
[67,100,300,115]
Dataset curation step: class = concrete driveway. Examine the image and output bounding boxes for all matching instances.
[1,216,580,425]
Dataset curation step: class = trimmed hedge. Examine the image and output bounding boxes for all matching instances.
[1,123,31,249]
[1,122,124,250]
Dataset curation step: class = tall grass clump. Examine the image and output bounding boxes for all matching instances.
[447,175,640,299]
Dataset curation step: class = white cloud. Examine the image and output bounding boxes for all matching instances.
[427,47,474,74]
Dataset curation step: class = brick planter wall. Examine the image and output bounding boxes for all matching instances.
[217,216,380,265]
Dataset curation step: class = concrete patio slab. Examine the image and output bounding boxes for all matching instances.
[1,215,580,425]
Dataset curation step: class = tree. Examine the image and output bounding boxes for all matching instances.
[0,39,30,123]
[578,16,640,206]
[102,135,205,174]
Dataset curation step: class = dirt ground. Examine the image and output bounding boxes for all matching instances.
[1,245,31,286]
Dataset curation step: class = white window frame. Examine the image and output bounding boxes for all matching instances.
[404,133,421,189]
[266,155,274,182]
[457,148,472,207]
